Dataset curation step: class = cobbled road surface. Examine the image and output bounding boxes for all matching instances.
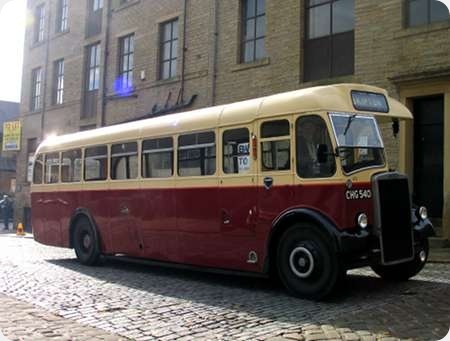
[0,233,449,341]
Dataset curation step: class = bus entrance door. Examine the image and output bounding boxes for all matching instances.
[257,117,295,246]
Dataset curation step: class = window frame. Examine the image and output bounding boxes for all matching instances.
[222,127,251,175]
[56,0,69,33]
[259,119,291,172]
[84,145,108,182]
[178,131,217,177]
[405,0,449,27]
[61,149,83,183]
[110,141,139,181]
[304,0,355,82]
[118,33,135,92]
[240,0,267,63]
[86,43,101,92]
[31,67,43,112]
[35,4,45,43]
[159,18,179,80]
[33,154,44,185]
[44,152,61,184]
[142,137,174,179]
[53,59,65,105]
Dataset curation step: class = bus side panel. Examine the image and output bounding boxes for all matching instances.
[79,190,114,254]
[30,192,62,247]
[31,192,49,245]
[140,187,178,262]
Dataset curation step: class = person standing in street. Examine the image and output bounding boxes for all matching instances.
[0,195,11,231]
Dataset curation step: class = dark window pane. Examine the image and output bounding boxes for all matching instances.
[33,154,44,184]
[331,31,354,77]
[223,128,250,174]
[246,18,256,40]
[246,0,256,17]
[244,41,254,62]
[308,4,331,39]
[296,116,336,178]
[261,120,290,138]
[255,38,266,59]
[171,40,178,59]
[163,42,171,60]
[61,149,82,183]
[85,145,107,181]
[256,16,266,37]
[332,0,354,34]
[170,60,177,77]
[430,0,449,23]
[261,140,290,171]
[304,37,330,81]
[408,0,428,26]
[162,61,170,79]
[45,153,60,184]
[256,0,265,15]
[308,0,330,6]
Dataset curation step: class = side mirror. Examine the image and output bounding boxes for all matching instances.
[317,144,329,164]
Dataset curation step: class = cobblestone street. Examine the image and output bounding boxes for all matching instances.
[0,233,449,341]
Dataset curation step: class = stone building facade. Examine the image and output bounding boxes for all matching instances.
[17,0,450,238]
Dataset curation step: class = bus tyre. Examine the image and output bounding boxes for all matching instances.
[73,217,101,266]
[277,224,341,300]
[370,238,429,281]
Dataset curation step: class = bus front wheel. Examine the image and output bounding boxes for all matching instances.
[277,224,341,300]
[73,217,101,266]
[370,238,429,281]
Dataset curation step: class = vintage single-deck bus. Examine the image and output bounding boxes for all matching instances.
[31,84,434,299]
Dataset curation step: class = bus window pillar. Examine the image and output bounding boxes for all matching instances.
[443,91,450,240]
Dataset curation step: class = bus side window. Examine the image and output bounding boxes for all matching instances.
[111,142,138,180]
[296,116,336,178]
[142,137,173,178]
[223,128,250,174]
[44,152,60,184]
[85,145,108,181]
[260,120,290,171]
[33,154,44,184]
[61,149,82,183]
[178,131,216,176]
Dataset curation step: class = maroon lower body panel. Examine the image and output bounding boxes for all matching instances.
[31,183,373,273]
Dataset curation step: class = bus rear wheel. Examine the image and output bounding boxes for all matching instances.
[277,224,341,300]
[370,238,429,281]
[73,217,101,266]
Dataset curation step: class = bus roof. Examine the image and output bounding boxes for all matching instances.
[37,83,412,153]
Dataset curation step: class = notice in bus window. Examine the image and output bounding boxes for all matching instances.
[238,143,250,173]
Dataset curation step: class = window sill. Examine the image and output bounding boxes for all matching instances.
[53,29,70,40]
[395,20,450,39]
[153,76,181,87]
[113,0,140,13]
[301,74,355,87]
[106,91,138,100]
[30,40,46,50]
[231,57,270,73]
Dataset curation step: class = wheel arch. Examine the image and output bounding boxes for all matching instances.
[68,208,100,249]
[264,208,341,275]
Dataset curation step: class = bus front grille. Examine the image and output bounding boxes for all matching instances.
[372,173,414,265]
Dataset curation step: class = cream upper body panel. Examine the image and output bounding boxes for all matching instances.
[36,83,412,155]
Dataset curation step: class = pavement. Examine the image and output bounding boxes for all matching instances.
[0,231,449,341]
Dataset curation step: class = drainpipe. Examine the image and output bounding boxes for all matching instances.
[179,0,188,104]
[210,0,219,106]
[100,0,112,127]
[40,1,52,140]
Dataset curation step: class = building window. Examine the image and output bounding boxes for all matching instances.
[117,34,134,92]
[86,0,103,37]
[241,0,266,63]
[35,4,45,43]
[304,0,354,82]
[54,59,64,105]
[87,43,101,91]
[56,0,69,33]
[160,19,178,80]
[31,67,43,111]
[407,0,449,27]
[83,43,101,118]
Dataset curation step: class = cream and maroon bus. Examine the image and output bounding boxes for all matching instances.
[31,84,434,299]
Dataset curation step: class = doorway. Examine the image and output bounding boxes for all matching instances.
[412,95,444,218]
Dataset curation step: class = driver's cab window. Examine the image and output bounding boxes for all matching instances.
[296,115,335,178]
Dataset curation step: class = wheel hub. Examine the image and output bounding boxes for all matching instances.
[289,246,315,278]
[82,234,92,250]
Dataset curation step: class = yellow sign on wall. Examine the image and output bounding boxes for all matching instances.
[3,121,21,151]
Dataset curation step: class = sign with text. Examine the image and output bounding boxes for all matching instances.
[2,121,21,151]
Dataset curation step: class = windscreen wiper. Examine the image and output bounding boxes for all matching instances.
[343,114,357,136]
